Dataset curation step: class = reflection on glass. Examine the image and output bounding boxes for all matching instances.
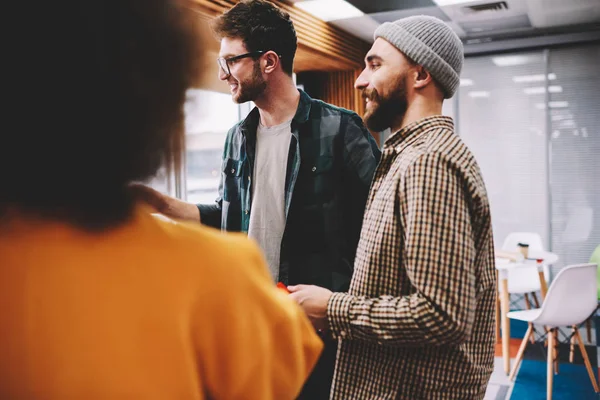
[184,89,240,204]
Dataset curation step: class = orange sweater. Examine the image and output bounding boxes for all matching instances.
[0,205,322,399]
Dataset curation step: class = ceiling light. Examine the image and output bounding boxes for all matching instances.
[523,86,563,95]
[512,73,557,83]
[550,101,569,108]
[535,101,569,109]
[557,120,576,128]
[295,0,363,22]
[551,114,573,121]
[468,91,490,98]
[492,54,542,67]
[460,78,474,87]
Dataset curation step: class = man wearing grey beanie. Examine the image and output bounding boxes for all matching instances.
[289,15,496,399]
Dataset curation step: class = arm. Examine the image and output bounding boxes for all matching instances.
[197,241,323,400]
[336,113,381,292]
[196,126,237,228]
[328,152,477,347]
[129,184,201,222]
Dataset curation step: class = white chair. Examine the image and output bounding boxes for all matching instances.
[507,263,599,400]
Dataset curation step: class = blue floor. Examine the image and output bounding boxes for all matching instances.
[488,308,600,399]
[509,317,600,400]
[511,361,598,399]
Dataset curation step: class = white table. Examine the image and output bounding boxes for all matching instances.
[495,250,559,374]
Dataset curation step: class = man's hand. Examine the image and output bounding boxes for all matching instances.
[288,285,333,332]
[129,184,201,222]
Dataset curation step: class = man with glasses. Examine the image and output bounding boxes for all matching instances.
[134,1,380,398]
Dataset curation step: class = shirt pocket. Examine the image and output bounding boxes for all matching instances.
[222,157,243,202]
[299,155,335,205]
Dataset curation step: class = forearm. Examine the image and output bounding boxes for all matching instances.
[327,291,474,347]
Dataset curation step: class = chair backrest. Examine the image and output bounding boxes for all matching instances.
[534,263,598,327]
[502,232,544,252]
[590,244,600,299]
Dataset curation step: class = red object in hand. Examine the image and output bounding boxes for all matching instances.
[277,282,290,294]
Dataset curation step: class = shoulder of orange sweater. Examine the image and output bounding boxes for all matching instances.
[147,213,273,285]
[162,219,312,322]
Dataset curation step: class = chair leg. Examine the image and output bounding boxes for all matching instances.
[553,330,559,374]
[570,326,576,363]
[509,323,533,381]
[531,292,540,308]
[547,328,554,400]
[574,328,600,393]
[586,318,592,343]
[495,293,501,344]
[523,295,536,344]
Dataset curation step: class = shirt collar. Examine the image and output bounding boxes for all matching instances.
[384,115,454,153]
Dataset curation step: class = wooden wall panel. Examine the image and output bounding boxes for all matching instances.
[299,69,365,116]
[298,68,382,145]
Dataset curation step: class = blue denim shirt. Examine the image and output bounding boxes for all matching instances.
[198,90,380,290]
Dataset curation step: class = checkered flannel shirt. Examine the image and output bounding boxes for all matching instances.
[327,116,497,399]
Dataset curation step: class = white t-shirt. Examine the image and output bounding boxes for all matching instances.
[247,119,292,281]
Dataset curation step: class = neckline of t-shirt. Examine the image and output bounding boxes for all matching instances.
[258,118,293,132]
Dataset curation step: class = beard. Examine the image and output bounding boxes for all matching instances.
[233,61,267,104]
[362,74,408,133]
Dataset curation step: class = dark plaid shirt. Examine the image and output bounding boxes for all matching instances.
[198,90,380,291]
[327,116,496,399]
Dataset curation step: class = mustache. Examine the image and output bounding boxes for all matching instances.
[362,88,379,102]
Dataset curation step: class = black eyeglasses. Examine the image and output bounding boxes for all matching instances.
[217,51,266,77]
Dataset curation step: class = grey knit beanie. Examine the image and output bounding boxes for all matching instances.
[374,15,464,98]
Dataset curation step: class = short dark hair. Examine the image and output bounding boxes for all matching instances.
[1,0,199,230]
[212,0,297,75]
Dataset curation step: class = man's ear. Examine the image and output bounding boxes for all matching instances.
[263,51,280,74]
[413,65,433,90]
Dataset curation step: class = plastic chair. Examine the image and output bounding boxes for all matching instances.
[507,263,599,400]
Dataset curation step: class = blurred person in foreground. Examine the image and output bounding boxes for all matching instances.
[0,1,321,398]
[132,1,380,398]
[289,16,496,399]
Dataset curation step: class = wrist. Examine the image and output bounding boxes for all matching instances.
[182,201,200,222]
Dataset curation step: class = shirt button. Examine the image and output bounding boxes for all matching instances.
[244,209,249,215]
[311,166,316,172]
[231,169,235,174]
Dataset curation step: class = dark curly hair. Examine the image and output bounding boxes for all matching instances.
[212,0,297,75]
[1,0,199,230]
